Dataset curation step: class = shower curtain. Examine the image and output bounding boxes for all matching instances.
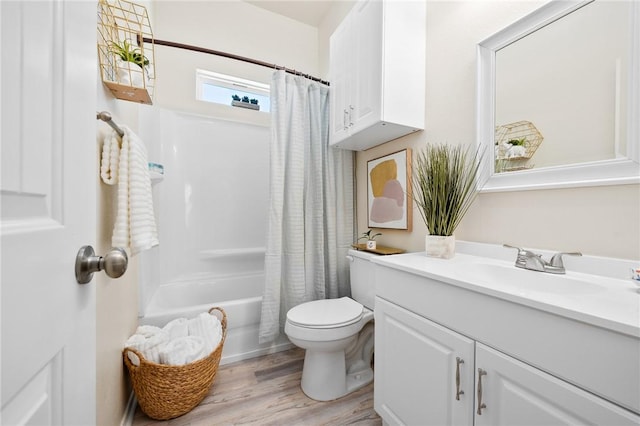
[259,70,355,344]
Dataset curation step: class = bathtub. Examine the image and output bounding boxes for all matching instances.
[139,271,292,365]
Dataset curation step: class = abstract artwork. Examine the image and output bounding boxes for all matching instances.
[367,149,412,230]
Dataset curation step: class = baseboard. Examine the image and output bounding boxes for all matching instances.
[220,341,294,365]
[120,391,137,426]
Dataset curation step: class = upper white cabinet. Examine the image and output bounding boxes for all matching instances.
[329,0,425,151]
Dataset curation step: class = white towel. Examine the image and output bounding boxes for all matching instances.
[159,336,206,366]
[163,318,189,341]
[124,329,169,365]
[110,125,159,255]
[100,130,120,184]
[135,325,162,338]
[188,312,223,355]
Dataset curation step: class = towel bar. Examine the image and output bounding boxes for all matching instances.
[97,111,125,137]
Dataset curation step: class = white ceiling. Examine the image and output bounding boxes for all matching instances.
[244,0,335,27]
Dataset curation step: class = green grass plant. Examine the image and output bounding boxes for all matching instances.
[412,143,482,236]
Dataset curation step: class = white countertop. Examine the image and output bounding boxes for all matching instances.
[372,249,640,338]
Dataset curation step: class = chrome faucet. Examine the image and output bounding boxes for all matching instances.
[504,244,582,274]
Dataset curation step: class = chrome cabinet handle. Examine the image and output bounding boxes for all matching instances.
[455,357,464,400]
[75,245,128,284]
[343,109,349,130]
[477,368,487,415]
[349,104,354,126]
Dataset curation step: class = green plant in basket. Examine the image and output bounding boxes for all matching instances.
[109,39,149,69]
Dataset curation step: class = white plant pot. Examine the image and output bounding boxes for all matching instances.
[425,235,455,259]
[366,240,377,250]
[116,60,145,88]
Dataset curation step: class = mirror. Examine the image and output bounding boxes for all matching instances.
[477,0,639,192]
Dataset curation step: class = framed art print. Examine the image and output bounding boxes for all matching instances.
[367,149,412,230]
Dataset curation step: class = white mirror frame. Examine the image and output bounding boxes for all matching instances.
[477,0,639,192]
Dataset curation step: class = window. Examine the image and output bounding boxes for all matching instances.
[196,69,271,112]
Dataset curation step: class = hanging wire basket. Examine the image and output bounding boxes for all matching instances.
[495,120,544,160]
[97,0,155,104]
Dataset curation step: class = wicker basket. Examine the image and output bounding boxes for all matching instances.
[123,307,227,420]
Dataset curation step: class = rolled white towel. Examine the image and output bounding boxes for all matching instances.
[140,331,169,364]
[135,325,162,338]
[159,336,206,366]
[188,312,222,355]
[163,318,189,341]
[124,329,169,364]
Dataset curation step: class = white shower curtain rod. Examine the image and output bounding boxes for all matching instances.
[140,36,330,86]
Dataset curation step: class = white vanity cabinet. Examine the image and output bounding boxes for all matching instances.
[329,0,425,151]
[475,343,639,426]
[373,256,640,426]
[375,297,475,425]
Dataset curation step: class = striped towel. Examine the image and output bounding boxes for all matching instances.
[100,130,120,184]
[188,312,223,355]
[103,126,159,255]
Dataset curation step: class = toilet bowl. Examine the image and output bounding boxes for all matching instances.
[284,249,377,401]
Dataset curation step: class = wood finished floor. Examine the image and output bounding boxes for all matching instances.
[131,348,381,426]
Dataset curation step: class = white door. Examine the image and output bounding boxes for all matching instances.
[474,343,640,426]
[1,1,97,424]
[374,298,475,426]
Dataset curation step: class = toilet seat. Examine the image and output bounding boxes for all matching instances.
[287,297,364,329]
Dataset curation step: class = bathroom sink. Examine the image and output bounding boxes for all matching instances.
[461,262,607,295]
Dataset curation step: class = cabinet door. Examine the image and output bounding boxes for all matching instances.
[329,17,352,146]
[375,297,475,426]
[475,343,640,426]
[350,0,383,132]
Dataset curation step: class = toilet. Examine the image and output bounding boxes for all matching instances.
[284,249,377,401]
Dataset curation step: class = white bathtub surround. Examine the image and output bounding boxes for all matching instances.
[140,272,292,365]
[136,110,283,363]
[101,125,159,255]
[260,70,355,343]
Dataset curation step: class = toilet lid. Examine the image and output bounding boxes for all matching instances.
[287,297,364,329]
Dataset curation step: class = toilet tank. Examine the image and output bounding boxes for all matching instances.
[347,249,378,310]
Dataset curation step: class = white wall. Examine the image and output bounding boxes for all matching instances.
[350,1,640,260]
[96,80,143,426]
[152,0,319,123]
